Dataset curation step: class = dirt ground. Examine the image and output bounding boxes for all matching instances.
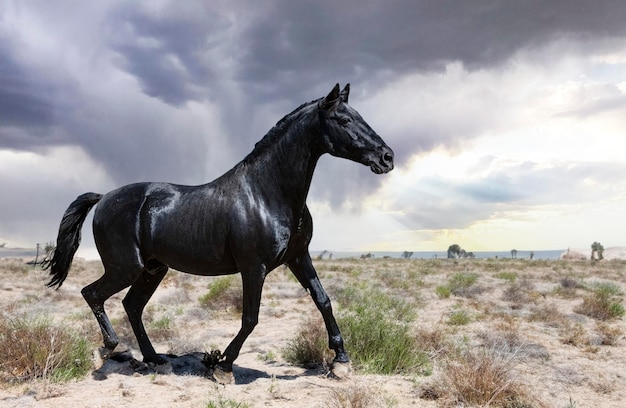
[1,257,625,407]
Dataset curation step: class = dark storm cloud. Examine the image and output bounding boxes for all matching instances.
[104,3,236,105]
[98,0,626,110]
[3,0,626,214]
[0,44,63,140]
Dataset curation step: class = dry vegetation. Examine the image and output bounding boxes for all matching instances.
[0,256,625,407]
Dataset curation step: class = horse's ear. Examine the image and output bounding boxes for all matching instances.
[340,83,350,103]
[319,83,341,110]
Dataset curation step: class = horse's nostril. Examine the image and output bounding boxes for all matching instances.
[383,152,393,163]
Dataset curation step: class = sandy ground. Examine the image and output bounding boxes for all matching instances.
[1,257,625,407]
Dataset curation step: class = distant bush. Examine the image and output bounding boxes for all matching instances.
[198,276,242,313]
[447,310,472,326]
[0,313,92,382]
[576,281,625,320]
[437,272,481,298]
[495,271,517,282]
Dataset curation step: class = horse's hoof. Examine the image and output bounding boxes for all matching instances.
[212,366,235,385]
[330,361,352,379]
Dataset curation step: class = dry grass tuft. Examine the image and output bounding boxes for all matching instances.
[528,304,568,328]
[426,346,538,407]
[325,382,380,408]
[0,312,92,383]
[574,282,625,321]
[282,316,332,367]
[595,322,623,346]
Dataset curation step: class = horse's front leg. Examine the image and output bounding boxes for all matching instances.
[213,265,266,384]
[288,253,351,377]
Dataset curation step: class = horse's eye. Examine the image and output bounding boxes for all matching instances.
[337,117,351,126]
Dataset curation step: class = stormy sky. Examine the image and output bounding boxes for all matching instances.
[2,1,626,256]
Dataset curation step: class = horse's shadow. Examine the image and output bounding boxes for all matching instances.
[92,350,320,385]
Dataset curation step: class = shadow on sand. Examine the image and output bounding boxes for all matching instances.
[92,350,322,385]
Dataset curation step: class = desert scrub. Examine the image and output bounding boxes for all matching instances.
[438,272,482,298]
[501,278,535,306]
[495,271,518,282]
[447,309,472,326]
[206,394,250,408]
[283,316,333,367]
[198,276,243,313]
[326,382,383,408]
[528,304,568,328]
[334,286,430,375]
[575,281,625,320]
[435,285,451,299]
[284,286,430,374]
[595,322,623,346]
[423,346,537,407]
[148,314,175,341]
[0,312,92,382]
[553,275,584,298]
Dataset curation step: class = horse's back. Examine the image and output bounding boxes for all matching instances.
[93,182,236,274]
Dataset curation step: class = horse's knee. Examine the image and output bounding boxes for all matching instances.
[81,285,96,302]
[242,315,259,333]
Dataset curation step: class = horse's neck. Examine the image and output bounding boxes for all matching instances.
[244,123,321,210]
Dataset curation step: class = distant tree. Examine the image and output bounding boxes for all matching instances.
[401,251,413,259]
[591,242,604,260]
[447,244,461,259]
[511,249,517,259]
[530,251,535,260]
[360,252,374,259]
[40,241,56,266]
[466,252,475,258]
[316,250,329,260]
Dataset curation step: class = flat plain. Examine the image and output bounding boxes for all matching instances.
[1,256,625,407]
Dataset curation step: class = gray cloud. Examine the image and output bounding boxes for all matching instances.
[393,159,626,231]
[2,0,626,249]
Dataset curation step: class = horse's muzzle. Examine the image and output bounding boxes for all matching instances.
[369,147,394,174]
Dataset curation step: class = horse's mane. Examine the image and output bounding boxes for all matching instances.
[244,97,322,162]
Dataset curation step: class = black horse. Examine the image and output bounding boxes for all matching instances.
[45,83,394,383]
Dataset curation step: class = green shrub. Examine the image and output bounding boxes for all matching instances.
[495,272,517,282]
[575,281,625,320]
[438,272,481,298]
[334,286,429,375]
[447,310,472,326]
[198,276,242,313]
[0,313,92,382]
[148,314,174,341]
[435,285,451,299]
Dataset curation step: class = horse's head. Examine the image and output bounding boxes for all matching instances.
[317,84,394,174]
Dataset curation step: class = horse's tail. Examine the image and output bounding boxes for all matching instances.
[43,192,102,289]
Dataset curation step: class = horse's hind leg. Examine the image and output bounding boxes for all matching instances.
[122,265,168,365]
[81,266,142,359]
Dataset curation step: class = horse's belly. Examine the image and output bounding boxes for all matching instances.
[154,246,239,276]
